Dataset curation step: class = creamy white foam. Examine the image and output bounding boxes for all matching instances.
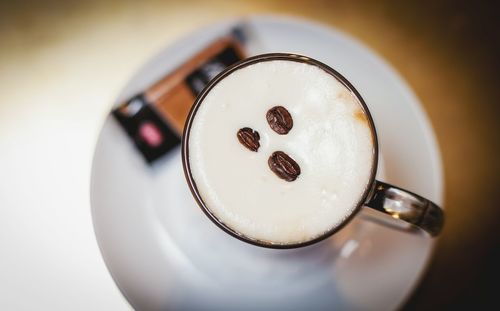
[188,59,375,245]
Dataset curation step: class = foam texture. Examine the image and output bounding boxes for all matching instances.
[188,60,375,245]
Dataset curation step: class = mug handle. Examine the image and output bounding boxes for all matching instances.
[364,180,444,236]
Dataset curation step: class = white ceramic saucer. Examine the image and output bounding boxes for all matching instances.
[91,15,443,310]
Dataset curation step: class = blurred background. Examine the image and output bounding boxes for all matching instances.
[0,0,499,310]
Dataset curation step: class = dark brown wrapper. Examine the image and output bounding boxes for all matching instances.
[113,28,247,163]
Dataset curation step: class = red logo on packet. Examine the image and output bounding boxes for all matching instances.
[139,122,164,147]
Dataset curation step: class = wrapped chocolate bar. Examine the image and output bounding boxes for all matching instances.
[113,26,248,163]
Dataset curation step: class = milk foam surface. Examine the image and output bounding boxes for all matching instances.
[188,60,375,245]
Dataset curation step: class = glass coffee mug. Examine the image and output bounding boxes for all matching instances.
[182,53,444,249]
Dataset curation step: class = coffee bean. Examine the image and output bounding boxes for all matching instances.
[266,106,293,135]
[237,127,260,152]
[268,151,301,181]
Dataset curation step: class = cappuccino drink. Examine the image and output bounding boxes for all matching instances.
[185,57,376,246]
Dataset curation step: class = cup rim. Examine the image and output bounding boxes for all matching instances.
[181,53,379,249]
